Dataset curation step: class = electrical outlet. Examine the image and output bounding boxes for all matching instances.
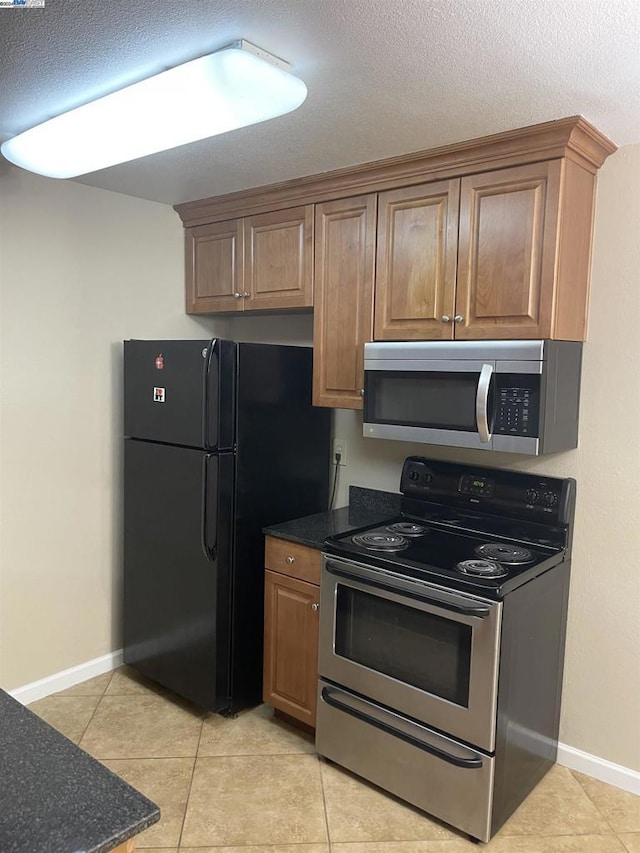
[332,439,348,467]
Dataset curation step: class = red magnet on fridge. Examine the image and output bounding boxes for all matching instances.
[155,354,164,370]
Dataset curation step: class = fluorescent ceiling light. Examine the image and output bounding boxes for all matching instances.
[0,40,307,179]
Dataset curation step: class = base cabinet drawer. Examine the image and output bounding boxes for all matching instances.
[263,569,320,727]
[265,535,322,584]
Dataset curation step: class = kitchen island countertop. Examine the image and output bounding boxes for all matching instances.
[0,688,159,853]
[263,485,401,549]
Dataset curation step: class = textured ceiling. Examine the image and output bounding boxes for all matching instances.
[1,0,638,205]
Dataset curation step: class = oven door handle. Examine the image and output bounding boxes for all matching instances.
[321,686,484,769]
[325,561,492,618]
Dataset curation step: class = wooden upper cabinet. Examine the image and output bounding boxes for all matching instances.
[185,206,313,314]
[185,219,243,313]
[313,195,376,409]
[177,119,614,338]
[243,206,314,310]
[374,180,460,340]
[455,161,562,339]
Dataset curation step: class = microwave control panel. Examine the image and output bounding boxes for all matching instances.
[495,386,539,436]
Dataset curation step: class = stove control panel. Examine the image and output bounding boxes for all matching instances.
[400,456,575,526]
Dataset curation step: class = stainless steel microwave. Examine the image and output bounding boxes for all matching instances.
[363,340,583,455]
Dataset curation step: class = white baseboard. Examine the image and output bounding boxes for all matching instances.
[7,649,123,706]
[558,741,640,795]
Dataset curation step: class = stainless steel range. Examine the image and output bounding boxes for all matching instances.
[316,456,575,843]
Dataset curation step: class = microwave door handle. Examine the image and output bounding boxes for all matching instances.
[476,363,493,443]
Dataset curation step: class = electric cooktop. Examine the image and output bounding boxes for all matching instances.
[323,456,575,599]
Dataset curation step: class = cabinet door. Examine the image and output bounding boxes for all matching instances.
[263,569,320,727]
[375,180,460,340]
[455,161,561,339]
[244,206,313,310]
[185,220,244,313]
[313,195,376,409]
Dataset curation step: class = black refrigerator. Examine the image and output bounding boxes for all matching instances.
[123,339,330,713]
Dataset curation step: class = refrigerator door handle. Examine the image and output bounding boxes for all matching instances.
[201,454,218,562]
[202,339,218,451]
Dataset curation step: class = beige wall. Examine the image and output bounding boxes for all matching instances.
[331,144,640,772]
[0,166,227,689]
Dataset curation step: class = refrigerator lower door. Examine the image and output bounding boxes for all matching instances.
[123,438,234,710]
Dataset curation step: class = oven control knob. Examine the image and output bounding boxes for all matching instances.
[423,472,433,484]
[543,491,559,507]
[408,470,420,481]
[526,489,539,504]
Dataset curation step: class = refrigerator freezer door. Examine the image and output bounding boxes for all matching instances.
[123,438,234,710]
[123,339,235,450]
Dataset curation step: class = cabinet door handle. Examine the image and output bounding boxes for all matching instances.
[454,314,464,323]
[234,292,242,298]
[440,315,451,323]
[285,556,295,565]
[311,602,320,612]
[242,291,250,298]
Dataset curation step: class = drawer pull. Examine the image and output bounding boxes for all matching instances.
[286,556,295,565]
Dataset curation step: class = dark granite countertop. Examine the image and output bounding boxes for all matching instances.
[0,689,159,853]
[263,486,401,549]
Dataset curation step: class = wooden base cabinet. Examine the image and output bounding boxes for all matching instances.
[263,537,321,727]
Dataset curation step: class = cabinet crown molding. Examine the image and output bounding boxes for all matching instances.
[174,115,616,227]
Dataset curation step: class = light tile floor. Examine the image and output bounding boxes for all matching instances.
[28,667,640,853]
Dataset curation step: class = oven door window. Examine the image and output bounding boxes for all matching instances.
[334,585,472,707]
[364,370,494,432]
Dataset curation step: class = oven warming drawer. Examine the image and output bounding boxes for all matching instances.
[316,680,495,843]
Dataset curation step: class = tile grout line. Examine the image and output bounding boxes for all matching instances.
[569,768,621,836]
[616,833,634,853]
[317,754,333,853]
[176,711,206,850]
[72,671,114,745]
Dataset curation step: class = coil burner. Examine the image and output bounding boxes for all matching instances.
[386,522,429,537]
[351,532,409,552]
[474,543,533,565]
[456,559,508,578]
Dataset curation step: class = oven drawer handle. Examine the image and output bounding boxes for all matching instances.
[325,561,491,618]
[321,686,483,770]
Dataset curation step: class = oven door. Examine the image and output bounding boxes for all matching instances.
[318,555,502,753]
